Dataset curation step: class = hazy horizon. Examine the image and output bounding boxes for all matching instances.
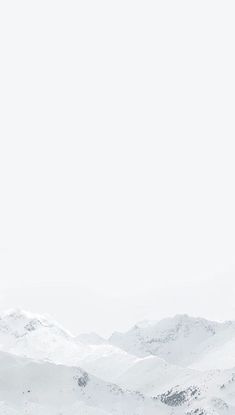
[1,1,235,337]
[1,304,235,339]
[1,270,235,337]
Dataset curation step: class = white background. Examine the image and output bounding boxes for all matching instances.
[0,1,235,336]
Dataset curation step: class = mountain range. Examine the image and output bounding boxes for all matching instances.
[0,309,235,414]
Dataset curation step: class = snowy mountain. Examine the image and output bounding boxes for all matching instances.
[0,309,71,339]
[0,309,138,382]
[0,309,87,364]
[1,310,235,414]
[0,350,167,415]
[109,314,235,368]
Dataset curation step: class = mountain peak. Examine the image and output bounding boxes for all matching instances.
[0,308,72,339]
[109,314,233,363]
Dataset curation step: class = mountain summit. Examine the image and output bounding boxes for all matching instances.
[109,314,235,367]
[0,308,72,339]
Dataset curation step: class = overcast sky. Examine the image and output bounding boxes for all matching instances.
[0,1,235,336]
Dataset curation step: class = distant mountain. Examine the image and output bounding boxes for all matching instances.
[0,308,72,339]
[76,332,107,345]
[0,309,140,382]
[0,309,85,364]
[109,314,235,368]
[1,310,235,414]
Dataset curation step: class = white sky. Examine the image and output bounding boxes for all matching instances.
[0,1,235,336]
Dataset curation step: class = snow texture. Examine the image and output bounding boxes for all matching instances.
[1,309,235,414]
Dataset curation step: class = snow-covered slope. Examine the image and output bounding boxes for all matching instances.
[0,310,142,384]
[0,309,84,363]
[189,335,235,371]
[0,310,137,379]
[109,314,235,368]
[117,355,196,395]
[77,332,107,345]
[154,367,235,415]
[0,309,71,339]
[0,350,168,415]
[1,309,235,414]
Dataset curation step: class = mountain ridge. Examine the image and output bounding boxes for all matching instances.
[1,309,235,414]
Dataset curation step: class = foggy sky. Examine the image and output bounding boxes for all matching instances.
[0,1,235,336]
